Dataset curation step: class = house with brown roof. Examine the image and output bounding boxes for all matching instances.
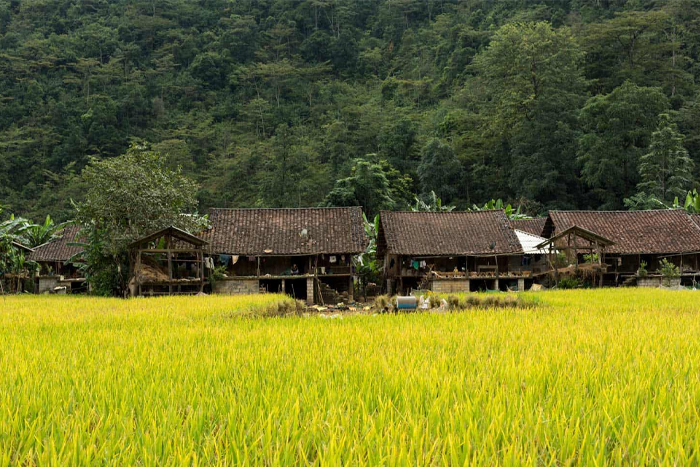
[543,210,700,286]
[199,207,367,304]
[27,224,86,293]
[377,210,540,294]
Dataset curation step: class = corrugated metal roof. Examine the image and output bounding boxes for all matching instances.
[514,229,548,255]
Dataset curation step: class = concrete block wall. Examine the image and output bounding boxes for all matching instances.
[213,279,259,295]
[638,277,681,288]
[431,279,470,294]
[38,276,59,294]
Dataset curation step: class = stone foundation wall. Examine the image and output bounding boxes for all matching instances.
[306,278,314,305]
[638,277,681,288]
[213,279,259,295]
[431,279,470,294]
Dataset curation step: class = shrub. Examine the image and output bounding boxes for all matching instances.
[438,293,537,311]
[428,294,443,309]
[638,261,648,278]
[583,253,599,264]
[447,295,460,309]
[658,259,680,286]
[372,295,394,313]
[557,277,583,289]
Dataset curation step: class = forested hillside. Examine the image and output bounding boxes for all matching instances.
[2,0,700,220]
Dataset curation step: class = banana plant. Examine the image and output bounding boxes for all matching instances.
[684,189,700,214]
[411,191,456,212]
[16,215,65,248]
[470,199,532,220]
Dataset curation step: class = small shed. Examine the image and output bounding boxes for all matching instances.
[536,225,615,287]
[129,226,208,296]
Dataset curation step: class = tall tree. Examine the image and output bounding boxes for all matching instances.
[417,138,463,203]
[637,113,694,203]
[323,158,396,217]
[472,21,585,209]
[578,81,669,209]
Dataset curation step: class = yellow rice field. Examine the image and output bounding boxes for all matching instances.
[1,289,700,465]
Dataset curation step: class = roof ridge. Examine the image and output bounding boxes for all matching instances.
[381,209,506,214]
[550,209,687,214]
[209,206,361,211]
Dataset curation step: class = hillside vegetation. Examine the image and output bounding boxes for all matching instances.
[2,1,700,219]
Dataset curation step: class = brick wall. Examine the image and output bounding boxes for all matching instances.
[213,279,259,295]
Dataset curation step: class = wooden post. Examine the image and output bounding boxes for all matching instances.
[596,241,603,288]
[199,250,205,293]
[136,250,142,297]
[494,255,499,291]
[681,253,684,276]
[167,234,173,295]
[257,257,261,277]
[551,244,559,288]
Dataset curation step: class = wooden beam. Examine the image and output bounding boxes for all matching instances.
[142,248,203,254]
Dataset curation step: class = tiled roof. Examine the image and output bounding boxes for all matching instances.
[27,225,84,262]
[691,214,700,229]
[545,210,700,254]
[378,210,522,256]
[510,218,546,237]
[199,207,367,255]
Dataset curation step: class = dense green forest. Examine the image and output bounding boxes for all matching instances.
[2,0,700,221]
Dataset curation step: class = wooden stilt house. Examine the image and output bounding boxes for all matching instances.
[199,207,367,304]
[377,210,536,294]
